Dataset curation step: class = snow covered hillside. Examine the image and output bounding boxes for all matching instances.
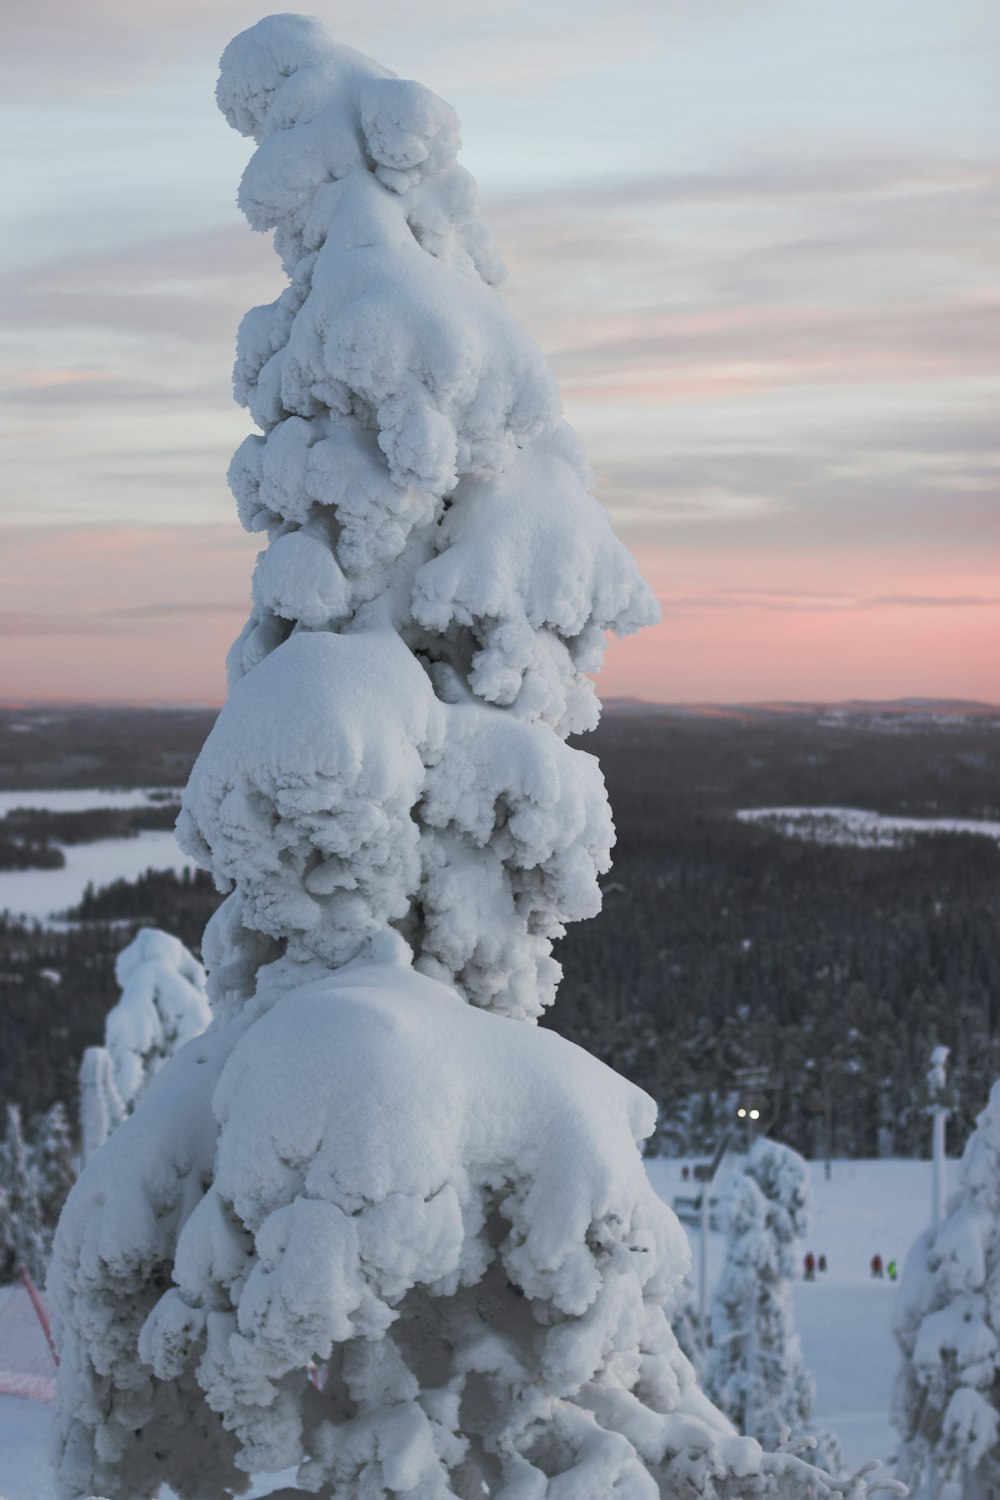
[0,1157,939,1498]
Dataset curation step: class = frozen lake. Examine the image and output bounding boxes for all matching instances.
[0,788,176,818]
[0,787,192,923]
[736,804,1000,848]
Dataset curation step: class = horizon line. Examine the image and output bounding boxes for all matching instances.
[2,695,998,715]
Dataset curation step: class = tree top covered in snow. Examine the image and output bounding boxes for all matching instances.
[174,11,659,1024]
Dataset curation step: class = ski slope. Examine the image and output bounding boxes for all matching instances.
[0,1156,941,1497]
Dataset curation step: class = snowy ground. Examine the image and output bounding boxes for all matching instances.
[0,1155,940,1497]
[0,788,194,924]
[736,804,1000,848]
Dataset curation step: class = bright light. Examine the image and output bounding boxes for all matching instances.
[749,1109,760,1120]
[737,1108,746,1118]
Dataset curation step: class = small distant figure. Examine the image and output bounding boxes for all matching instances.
[824,1160,832,1182]
[871,1254,884,1279]
[818,1254,827,1274]
[681,1165,690,1182]
[804,1252,816,1281]
[887,1259,898,1282]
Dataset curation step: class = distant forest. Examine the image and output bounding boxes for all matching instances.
[0,704,998,1160]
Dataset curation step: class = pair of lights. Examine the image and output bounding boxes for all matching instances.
[737,1108,760,1120]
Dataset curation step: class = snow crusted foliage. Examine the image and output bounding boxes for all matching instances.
[893,1079,1000,1499]
[79,928,210,1163]
[706,1140,838,1471]
[50,17,897,1500]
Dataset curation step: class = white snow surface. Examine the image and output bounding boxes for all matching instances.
[736,806,1000,848]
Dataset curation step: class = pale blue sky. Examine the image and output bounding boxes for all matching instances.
[2,1,998,702]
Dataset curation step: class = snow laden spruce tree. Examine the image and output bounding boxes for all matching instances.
[78,928,210,1164]
[893,1079,1000,1499]
[50,17,899,1499]
[706,1139,839,1471]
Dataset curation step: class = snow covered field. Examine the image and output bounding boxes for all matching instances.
[0,1156,939,1497]
[0,789,195,924]
[736,805,1000,848]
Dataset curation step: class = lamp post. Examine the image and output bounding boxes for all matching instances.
[927,1045,951,1229]
[695,1131,732,1353]
[736,1105,761,1152]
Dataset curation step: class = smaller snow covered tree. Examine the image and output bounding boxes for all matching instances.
[79,929,211,1162]
[665,1270,704,1376]
[34,1102,77,1256]
[106,928,211,1114]
[706,1138,837,1466]
[893,1079,1000,1500]
[0,1105,46,1282]
[78,1046,124,1168]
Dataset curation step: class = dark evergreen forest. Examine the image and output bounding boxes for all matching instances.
[0,704,997,1159]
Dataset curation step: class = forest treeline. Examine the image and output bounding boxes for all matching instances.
[0,707,998,1158]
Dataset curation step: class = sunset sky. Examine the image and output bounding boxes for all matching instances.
[2,0,998,706]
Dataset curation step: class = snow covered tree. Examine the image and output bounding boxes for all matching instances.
[34,1101,76,1256]
[892,1079,1000,1499]
[77,1045,124,1168]
[106,928,211,1116]
[706,1138,837,1467]
[78,928,210,1163]
[0,1105,46,1282]
[49,17,896,1500]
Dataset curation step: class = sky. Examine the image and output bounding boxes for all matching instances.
[1,0,998,706]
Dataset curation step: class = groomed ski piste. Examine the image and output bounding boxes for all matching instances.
[0,1156,938,1499]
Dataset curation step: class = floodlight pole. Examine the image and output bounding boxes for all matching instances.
[696,1131,732,1351]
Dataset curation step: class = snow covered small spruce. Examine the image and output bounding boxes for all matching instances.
[34,1102,77,1258]
[50,16,899,1500]
[105,929,211,1118]
[893,1079,1000,1499]
[0,1104,47,1282]
[706,1139,841,1471]
[78,928,210,1163]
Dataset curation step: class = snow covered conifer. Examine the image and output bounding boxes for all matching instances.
[1,1105,46,1282]
[34,1101,76,1255]
[77,1045,124,1167]
[104,927,211,1116]
[893,1080,1000,1499]
[77,928,209,1163]
[706,1138,837,1466]
[50,18,894,1499]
